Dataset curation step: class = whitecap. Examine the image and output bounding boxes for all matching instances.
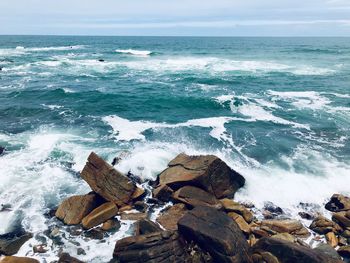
[116,49,152,56]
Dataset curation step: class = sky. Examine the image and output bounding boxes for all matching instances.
[0,0,350,36]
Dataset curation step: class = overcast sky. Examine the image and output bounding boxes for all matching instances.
[0,0,350,36]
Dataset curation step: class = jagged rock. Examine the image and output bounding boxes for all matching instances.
[101,219,121,231]
[220,198,254,223]
[325,232,338,247]
[156,203,187,231]
[158,153,245,199]
[173,186,222,209]
[261,219,310,237]
[58,253,85,263]
[338,245,350,258]
[80,152,136,206]
[178,206,252,263]
[227,212,251,234]
[325,194,350,212]
[82,202,118,229]
[310,216,337,234]
[253,237,341,263]
[0,256,39,263]
[55,193,102,225]
[134,219,162,235]
[153,184,173,202]
[314,243,342,261]
[332,212,350,228]
[120,212,148,221]
[113,231,190,262]
[0,230,32,255]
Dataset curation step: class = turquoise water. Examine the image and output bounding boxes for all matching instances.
[0,36,349,261]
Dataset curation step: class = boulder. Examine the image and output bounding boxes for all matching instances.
[227,212,251,234]
[325,232,338,247]
[261,219,310,237]
[220,198,254,223]
[325,194,350,212]
[0,231,32,255]
[58,253,85,263]
[178,206,252,263]
[82,202,118,229]
[55,193,102,225]
[131,187,145,200]
[156,203,188,231]
[173,186,222,209]
[153,184,173,202]
[101,219,121,232]
[80,152,136,206]
[113,231,190,262]
[120,212,148,221]
[272,233,296,243]
[309,216,337,234]
[134,219,162,235]
[314,243,342,261]
[0,256,39,263]
[337,245,350,258]
[158,153,245,199]
[332,212,350,228]
[253,237,341,263]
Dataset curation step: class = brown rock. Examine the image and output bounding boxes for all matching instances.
[261,219,310,237]
[228,212,251,234]
[113,231,190,262]
[58,253,85,263]
[101,219,121,231]
[0,231,32,256]
[221,198,254,223]
[325,194,350,212]
[314,243,342,261]
[272,232,295,243]
[156,203,188,231]
[159,153,245,199]
[119,205,132,213]
[131,187,145,200]
[309,216,336,234]
[325,232,338,248]
[0,256,39,263]
[173,186,222,209]
[81,201,118,229]
[134,219,162,235]
[178,206,252,262]
[80,152,136,206]
[120,212,147,221]
[338,245,350,258]
[152,184,174,202]
[332,212,350,228]
[55,193,102,225]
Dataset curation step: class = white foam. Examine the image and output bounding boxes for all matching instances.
[116,49,152,56]
[214,94,235,105]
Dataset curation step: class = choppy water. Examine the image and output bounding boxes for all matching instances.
[0,36,349,261]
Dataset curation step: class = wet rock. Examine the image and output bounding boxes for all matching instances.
[98,59,105,62]
[221,198,254,223]
[178,206,252,263]
[120,212,148,221]
[101,219,121,232]
[81,202,118,229]
[119,205,132,213]
[332,211,350,228]
[264,202,284,215]
[33,244,48,253]
[80,152,136,206]
[314,243,342,261]
[272,232,296,243]
[131,187,146,200]
[325,194,350,212]
[156,203,188,231]
[134,219,162,235]
[299,211,315,220]
[310,216,337,234]
[58,252,85,263]
[173,186,222,209]
[338,245,350,258]
[325,232,338,247]
[0,146,5,155]
[55,193,102,225]
[0,256,39,263]
[77,248,86,255]
[261,219,310,237]
[84,228,105,240]
[153,184,174,202]
[133,201,148,212]
[0,230,32,255]
[158,153,245,199]
[253,237,341,263]
[113,231,190,262]
[227,212,251,234]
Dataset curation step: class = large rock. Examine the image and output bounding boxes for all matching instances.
[58,253,85,263]
[134,219,162,235]
[325,194,350,212]
[261,219,310,237]
[0,256,39,263]
[0,230,32,255]
[55,193,102,225]
[178,206,252,263]
[113,231,190,262]
[314,244,342,261]
[309,216,338,234]
[81,202,118,229]
[156,203,188,231]
[252,237,341,263]
[332,211,350,228]
[221,198,254,223]
[158,153,245,199]
[80,152,136,206]
[173,186,222,209]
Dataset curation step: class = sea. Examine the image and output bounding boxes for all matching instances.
[0,36,349,262]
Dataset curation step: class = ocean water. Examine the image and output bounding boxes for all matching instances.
[0,36,349,261]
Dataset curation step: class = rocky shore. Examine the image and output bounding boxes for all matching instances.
[1,152,350,262]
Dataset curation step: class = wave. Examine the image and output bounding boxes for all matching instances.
[115,49,153,56]
[0,46,85,58]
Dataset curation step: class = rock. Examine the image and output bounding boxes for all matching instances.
[227,212,251,234]
[156,203,188,231]
[84,228,105,240]
[33,244,48,253]
[0,256,39,263]
[77,248,86,255]
[220,198,254,223]
[261,219,310,237]
[332,212,350,228]
[133,201,148,212]
[158,153,245,199]
[0,231,32,255]
[325,232,338,247]
[252,251,279,263]
[263,202,284,215]
[58,253,85,263]
[98,59,105,62]
[310,216,337,234]
[80,152,136,206]
[153,184,174,202]
[0,146,4,155]
[81,202,118,229]
[101,219,121,231]
[120,212,147,221]
[178,206,252,263]
[131,187,145,200]
[272,232,296,243]
[337,245,350,258]
[253,237,341,263]
[173,186,222,209]
[134,219,162,235]
[314,243,342,261]
[113,231,190,262]
[325,194,350,212]
[299,211,315,220]
[55,193,102,225]
[119,205,132,213]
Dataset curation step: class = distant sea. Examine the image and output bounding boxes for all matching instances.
[0,36,349,261]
